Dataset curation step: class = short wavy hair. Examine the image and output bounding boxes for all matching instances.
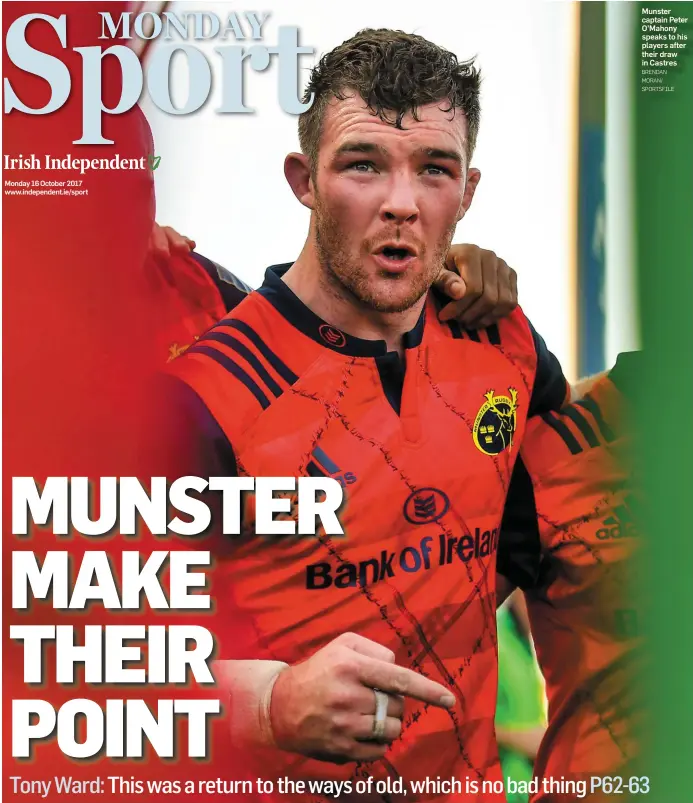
[298,28,481,167]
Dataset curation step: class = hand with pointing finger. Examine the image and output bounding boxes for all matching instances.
[435,244,518,328]
[269,632,455,764]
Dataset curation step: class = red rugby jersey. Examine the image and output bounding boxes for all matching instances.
[148,251,252,363]
[165,263,567,802]
[515,354,642,802]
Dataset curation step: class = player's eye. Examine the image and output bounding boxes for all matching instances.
[423,164,452,176]
[347,161,377,173]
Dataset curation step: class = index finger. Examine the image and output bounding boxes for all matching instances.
[433,267,467,302]
[356,657,455,709]
[448,247,483,316]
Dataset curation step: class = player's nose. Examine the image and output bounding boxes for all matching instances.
[379,173,419,224]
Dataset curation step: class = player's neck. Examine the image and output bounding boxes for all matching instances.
[283,242,425,357]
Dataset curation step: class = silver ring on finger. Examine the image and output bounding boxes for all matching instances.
[372,689,389,742]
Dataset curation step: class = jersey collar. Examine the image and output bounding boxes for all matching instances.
[257,264,426,357]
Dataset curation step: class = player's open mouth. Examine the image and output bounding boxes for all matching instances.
[381,247,413,260]
[374,244,418,261]
[372,244,418,273]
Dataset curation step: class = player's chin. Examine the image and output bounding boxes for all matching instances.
[365,278,428,313]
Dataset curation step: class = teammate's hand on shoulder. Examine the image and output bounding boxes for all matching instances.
[435,244,518,328]
[148,222,196,262]
[269,632,455,764]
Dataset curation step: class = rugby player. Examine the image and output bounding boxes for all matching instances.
[499,352,642,801]
[158,29,570,801]
[151,247,642,801]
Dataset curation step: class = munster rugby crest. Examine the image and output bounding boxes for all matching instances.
[472,388,518,455]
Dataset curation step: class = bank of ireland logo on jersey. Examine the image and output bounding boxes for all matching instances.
[472,387,519,455]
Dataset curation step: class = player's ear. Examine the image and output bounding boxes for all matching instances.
[285,153,315,210]
[457,168,481,222]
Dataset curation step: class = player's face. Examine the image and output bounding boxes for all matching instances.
[312,95,479,313]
